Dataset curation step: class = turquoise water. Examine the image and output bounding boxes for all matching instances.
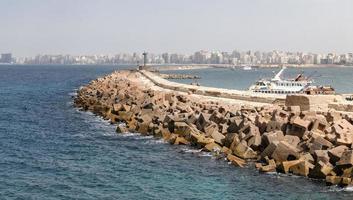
[164,67,353,94]
[1,65,353,199]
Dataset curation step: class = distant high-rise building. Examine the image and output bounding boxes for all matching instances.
[162,53,170,64]
[0,53,12,63]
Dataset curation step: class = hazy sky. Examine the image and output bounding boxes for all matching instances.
[1,0,353,56]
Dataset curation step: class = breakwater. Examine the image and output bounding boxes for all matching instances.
[75,70,353,187]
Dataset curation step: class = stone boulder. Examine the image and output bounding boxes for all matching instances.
[227,154,246,167]
[211,131,225,145]
[271,141,300,162]
[262,131,284,147]
[116,124,128,133]
[309,161,334,179]
[232,141,257,159]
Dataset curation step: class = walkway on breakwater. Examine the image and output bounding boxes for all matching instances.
[139,70,285,105]
[139,70,353,112]
[136,70,269,107]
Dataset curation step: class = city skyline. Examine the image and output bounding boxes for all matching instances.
[3,49,353,66]
[1,0,353,57]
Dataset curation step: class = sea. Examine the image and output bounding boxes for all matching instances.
[1,64,353,200]
[162,66,353,94]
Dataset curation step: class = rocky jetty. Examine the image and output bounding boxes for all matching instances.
[75,70,353,187]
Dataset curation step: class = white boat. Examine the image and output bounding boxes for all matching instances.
[248,67,312,94]
[242,65,252,70]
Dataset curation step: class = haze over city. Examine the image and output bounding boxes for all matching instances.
[1,0,353,57]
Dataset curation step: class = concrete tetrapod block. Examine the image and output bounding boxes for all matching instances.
[280,160,302,174]
[289,160,314,177]
[312,150,330,164]
[258,158,277,173]
[328,145,349,164]
[227,154,246,167]
[174,122,193,137]
[326,176,342,186]
[309,161,334,179]
[116,124,128,133]
[204,142,222,152]
[261,141,279,160]
[337,150,353,167]
[262,131,285,147]
[174,136,190,145]
[211,131,225,145]
[233,141,258,159]
[271,141,300,162]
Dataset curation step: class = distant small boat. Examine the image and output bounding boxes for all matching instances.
[242,65,252,71]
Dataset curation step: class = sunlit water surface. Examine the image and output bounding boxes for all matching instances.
[1,65,353,199]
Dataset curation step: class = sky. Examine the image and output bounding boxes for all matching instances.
[0,0,353,57]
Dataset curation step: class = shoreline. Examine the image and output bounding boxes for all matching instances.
[74,69,353,188]
[151,64,353,71]
[1,63,353,69]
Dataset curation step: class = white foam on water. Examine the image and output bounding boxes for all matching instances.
[327,185,353,193]
[199,152,213,157]
[72,133,87,138]
[264,171,278,175]
[118,132,141,137]
[181,147,202,153]
[135,135,154,140]
[68,89,77,97]
[343,186,353,192]
[143,138,168,145]
[154,139,167,144]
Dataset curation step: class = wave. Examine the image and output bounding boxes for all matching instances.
[344,186,353,192]
[199,152,213,157]
[181,147,202,153]
[327,185,353,192]
[135,135,154,140]
[68,92,77,97]
[143,138,168,145]
[118,132,141,137]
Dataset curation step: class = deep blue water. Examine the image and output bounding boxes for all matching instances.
[164,67,353,94]
[1,65,353,199]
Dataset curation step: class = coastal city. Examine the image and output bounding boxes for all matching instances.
[3,0,353,199]
[1,50,353,66]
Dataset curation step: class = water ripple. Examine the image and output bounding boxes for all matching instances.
[1,65,353,199]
